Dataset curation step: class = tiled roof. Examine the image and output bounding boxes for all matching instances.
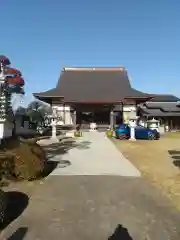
[141,108,180,117]
[34,67,149,102]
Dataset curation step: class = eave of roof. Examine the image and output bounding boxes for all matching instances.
[149,94,180,102]
[143,102,180,112]
[140,108,180,117]
[33,88,64,102]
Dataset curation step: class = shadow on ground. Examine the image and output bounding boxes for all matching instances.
[168,150,180,168]
[43,138,91,160]
[42,138,91,175]
[7,227,28,240]
[108,224,133,240]
[0,191,29,230]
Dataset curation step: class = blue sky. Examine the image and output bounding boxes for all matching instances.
[1,0,180,105]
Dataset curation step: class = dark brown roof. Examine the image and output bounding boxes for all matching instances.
[140,108,180,117]
[144,102,180,112]
[140,100,180,117]
[150,94,180,102]
[34,67,150,103]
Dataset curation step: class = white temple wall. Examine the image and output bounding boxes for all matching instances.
[123,104,137,123]
[53,105,73,125]
[52,103,138,125]
[0,121,13,139]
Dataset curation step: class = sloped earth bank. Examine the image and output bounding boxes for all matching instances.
[1,176,180,240]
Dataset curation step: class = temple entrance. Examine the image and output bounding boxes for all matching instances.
[74,104,123,130]
[115,111,123,125]
[75,104,111,130]
[77,110,110,126]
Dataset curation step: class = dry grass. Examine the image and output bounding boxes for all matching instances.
[164,131,180,139]
[112,133,180,211]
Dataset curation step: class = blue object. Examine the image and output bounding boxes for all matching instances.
[115,124,160,140]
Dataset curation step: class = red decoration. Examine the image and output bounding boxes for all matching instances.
[0,55,11,65]
[6,76,25,86]
[0,54,25,94]
[4,66,22,76]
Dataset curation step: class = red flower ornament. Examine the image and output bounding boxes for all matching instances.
[4,67,22,76]
[0,55,11,66]
[6,76,25,86]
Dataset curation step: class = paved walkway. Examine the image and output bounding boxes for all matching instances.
[2,176,180,240]
[48,131,141,177]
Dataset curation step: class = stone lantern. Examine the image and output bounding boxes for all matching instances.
[51,107,59,142]
[90,122,97,131]
[147,118,160,132]
[129,116,139,141]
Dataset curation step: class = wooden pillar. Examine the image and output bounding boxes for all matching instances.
[122,102,124,123]
[73,110,76,129]
[63,103,66,124]
[113,112,117,127]
[170,118,173,131]
[110,111,114,129]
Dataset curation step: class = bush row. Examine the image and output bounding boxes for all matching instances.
[0,137,47,227]
[0,137,47,181]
